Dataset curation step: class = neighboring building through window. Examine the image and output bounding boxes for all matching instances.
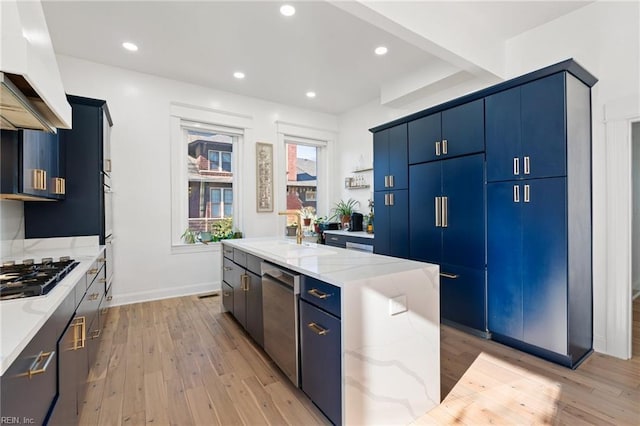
[187,130,235,232]
[286,142,317,225]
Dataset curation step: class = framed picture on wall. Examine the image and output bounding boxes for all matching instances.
[256,142,274,212]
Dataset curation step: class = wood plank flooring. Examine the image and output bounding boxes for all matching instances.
[80,295,640,425]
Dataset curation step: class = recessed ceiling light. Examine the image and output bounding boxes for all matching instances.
[306,91,316,98]
[122,41,138,52]
[280,4,295,17]
[375,46,388,56]
[233,71,245,79]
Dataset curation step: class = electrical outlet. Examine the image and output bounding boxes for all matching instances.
[389,294,407,316]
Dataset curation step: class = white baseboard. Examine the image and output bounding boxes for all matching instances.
[108,281,221,307]
[593,333,607,354]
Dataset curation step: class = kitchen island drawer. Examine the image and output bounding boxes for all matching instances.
[301,276,341,318]
[324,234,346,248]
[222,244,234,260]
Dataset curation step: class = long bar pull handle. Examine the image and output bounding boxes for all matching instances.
[435,197,442,227]
[223,266,233,271]
[308,288,331,299]
[524,184,530,203]
[440,272,460,279]
[389,192,394,206]
[73,316,86,350]
[513,157,520,176]
[42,170,46,191]
[389,175,394,188]
[242,274,249,291]
[384,175,389,188]
[513,185,520,203]
[307,322,329,336]
[442,139,448,155]
[435,141,441,156]
[442,196,448,228]
[524,156,530,175]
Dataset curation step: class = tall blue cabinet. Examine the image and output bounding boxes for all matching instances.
[371,59,597,368]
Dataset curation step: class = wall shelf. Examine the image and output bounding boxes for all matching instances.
[345,185,370,190]
[351,167,373,173]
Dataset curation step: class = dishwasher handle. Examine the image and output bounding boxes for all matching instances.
[261,262,300,290]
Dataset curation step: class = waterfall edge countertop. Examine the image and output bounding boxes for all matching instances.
[222,237,441,425]
[0,239,104,375]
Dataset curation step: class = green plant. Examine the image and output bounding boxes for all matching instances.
[330,198,360,220]
[299,206,316,219]
[210,217,235,241]
[181,228,197,244]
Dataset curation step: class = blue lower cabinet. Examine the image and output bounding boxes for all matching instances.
[440,264,486,332]
[300,299,341,425]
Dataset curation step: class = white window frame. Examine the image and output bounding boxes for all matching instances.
[170,103,252,252]
[276,121,335,220]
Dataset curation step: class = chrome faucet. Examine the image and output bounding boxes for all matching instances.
[278,211,303,244]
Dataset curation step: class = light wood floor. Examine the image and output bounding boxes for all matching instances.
[80,295,640,425]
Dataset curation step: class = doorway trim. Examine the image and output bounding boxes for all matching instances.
[603,95,639,359]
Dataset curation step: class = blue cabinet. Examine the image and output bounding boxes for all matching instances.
[488,178,568,354]
[486,73,566,182]
[408,99,484,164]
[373,123,408,191]
[373,189,408,258]
[299,279,341,426]
[0,129,64,200]
[409,154,486,332]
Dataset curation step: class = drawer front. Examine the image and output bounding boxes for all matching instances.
[324,233,346,248]
[75,273,88,309]
[223,257,240,285]
[77,273,104,331]
[85,259,104,290]
[300,299,342,426]
[301,276,341,318]
[233,248,247,268]
[1,311,60,424]
[222,282,234,314]
[222,243,234,260]
[246,253,262,275]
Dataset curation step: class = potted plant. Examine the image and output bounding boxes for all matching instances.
[331,198,360,225]
[313,216,326,234]
[299,206,316,226]
[286,222,298,237]
[181,228,197,244]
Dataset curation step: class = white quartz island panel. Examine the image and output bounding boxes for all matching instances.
[222,238,440,425]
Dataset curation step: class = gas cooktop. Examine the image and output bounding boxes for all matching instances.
[0,257,78,300]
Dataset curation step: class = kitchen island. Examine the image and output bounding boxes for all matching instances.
[222,238,440,425]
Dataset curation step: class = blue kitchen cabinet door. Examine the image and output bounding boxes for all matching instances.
[374,190,409,258]
[441,99,485,159]
[409,161,442,264]
[485,86,521,182]
[441,154,485,269]
[522,178,568,354]
[487,181,524,340]
[373,124,408,191]
[440,263,486,331]
[408,112,441,164]
[299,299,341,426]
[521,73,567,179]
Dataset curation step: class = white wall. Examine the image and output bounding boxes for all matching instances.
[56,55,338,305]
[338,1,639,358]
[633,122,640,295]
[0,200,24,257]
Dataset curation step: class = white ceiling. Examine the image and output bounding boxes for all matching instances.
[41,1,592,115]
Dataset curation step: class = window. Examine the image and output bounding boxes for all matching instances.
[285,142,317,225]
[186,129,235,232]
[170,103,251,249]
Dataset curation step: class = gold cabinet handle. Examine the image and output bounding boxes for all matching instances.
[440,272,460,279]
[223,267,233,271]
[106,295,113,302]
[32,169,47,191]
[223,291,231,297]
[90,329,101,339]
[307,288,330,299]
[72,316,86,350]
[87,268,99,275]
[18,350,56,378]
[307,322,329,336]
[101,307,108,315]
[242,274,250,291]
[52,177,66,195]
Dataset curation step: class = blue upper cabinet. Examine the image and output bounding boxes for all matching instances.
[373,123,408,191]
[408,99,484,165]
[486,73,567,182]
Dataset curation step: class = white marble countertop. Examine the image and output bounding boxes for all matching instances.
[0,237,104,375]
[222,237,433,288]
[323,230,374,239]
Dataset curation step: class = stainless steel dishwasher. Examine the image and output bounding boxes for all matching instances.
[261,262,300,386]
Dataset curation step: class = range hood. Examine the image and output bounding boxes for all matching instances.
[1,72,56,133]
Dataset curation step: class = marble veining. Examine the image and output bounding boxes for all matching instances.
[223,238,440,424]
[0,237,104,375]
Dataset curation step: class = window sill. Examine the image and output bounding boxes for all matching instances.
[171,242,221,255]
